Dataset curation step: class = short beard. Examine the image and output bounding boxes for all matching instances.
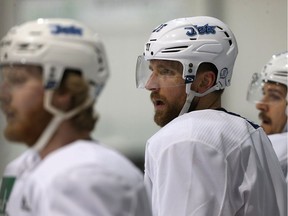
[154,96,200,127]
[4,107,52,147]
[154,104,181,127]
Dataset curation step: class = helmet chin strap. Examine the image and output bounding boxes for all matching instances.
[282,123,287,133]
[179,91,196,116]
[285,94,288,116]
[32,90,94,152]
[284,95,288,132]
[179,84,219,116]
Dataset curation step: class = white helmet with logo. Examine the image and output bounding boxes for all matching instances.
[136,16,238,114]
[0,18,109,97]
[247,51,288,103]
[0,18,109,151]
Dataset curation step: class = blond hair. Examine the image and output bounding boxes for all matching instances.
[57,70,98,131]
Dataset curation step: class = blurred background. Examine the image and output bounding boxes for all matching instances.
[0,0,287,173]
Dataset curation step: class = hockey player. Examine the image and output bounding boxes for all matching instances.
[0,18,151,216]
[136,16,287,216]
[247,51,288,181]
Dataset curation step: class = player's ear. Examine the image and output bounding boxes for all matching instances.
[51,91,72,111]
[194,71,215,93]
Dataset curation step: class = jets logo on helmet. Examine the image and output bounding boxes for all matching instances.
[50,24,83,36]
[185,24,216,37]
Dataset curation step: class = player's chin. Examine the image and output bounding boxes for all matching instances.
[154,111,172,127]
[4,126,22,142]
[4,123,29,143]
[154,111,165,127]
[260,123,272,135]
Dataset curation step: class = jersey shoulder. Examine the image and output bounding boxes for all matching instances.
[30,140,143,188]
[3,149,40,177]
[147,109,263,158]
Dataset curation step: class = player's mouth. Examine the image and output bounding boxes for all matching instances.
[151,93,166,111]
[1,106,15,122]
[259,113,271,125]
[153,99,166,110]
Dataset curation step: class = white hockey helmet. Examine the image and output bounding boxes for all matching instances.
[0,18,109,151]
[247,51,288,103]
[0,18,109,99]
[136,16,238,92]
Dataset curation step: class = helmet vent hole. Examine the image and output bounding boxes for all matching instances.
[30,31,42,36]
[274,71,287,77]
[16,43,43,51]
[223,31,232,46]
[18,43,29,50]
[162,46,189,53]
[0,40,11,47]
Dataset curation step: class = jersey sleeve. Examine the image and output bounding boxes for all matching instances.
[36,165,151,216]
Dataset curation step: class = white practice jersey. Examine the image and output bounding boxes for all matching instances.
[1,140,152,216]
[268,132,288,182]
[144,109,287,216]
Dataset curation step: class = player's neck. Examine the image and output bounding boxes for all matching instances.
[195,93,221,110]
[38,120,90,159]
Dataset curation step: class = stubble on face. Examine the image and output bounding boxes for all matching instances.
[147,59,187,127]
[2,72,52,146]
[257,82,287,134]
[258,111,272,134]
[258,108,287,135]
[4,102,52,146]
[151,92,184,127]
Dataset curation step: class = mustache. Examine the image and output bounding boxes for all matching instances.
[150,92,166,101]
[0,95,12,114]
[150,92,158,99]
[258,112,271,123]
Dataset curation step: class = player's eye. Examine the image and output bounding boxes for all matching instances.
[158,67,176,76]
